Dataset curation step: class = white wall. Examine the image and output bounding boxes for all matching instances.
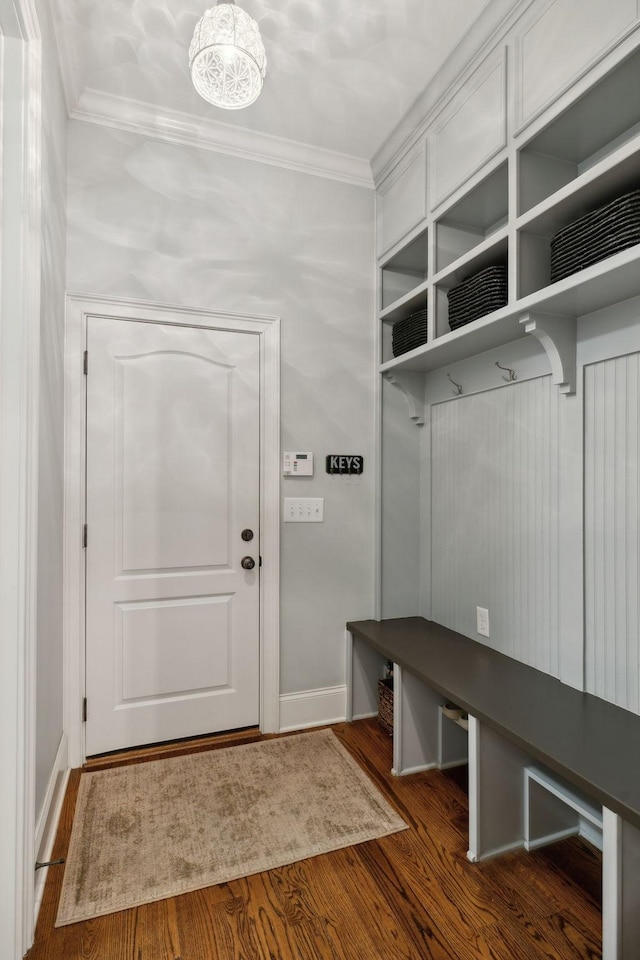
[34,0,68,819]
[66,121,376,698]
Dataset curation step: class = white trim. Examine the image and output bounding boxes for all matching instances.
[63,293,280,764]
[33,734,69,925]
[580,817,604,852]
[70,90,374,190]
[0,1,42,956]
[278,686,347,733]
[524,826,578,852]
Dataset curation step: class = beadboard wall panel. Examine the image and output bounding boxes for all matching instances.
[585,354,640,713]
[431,377,561,677]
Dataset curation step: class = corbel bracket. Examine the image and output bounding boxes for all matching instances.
[382,371,426,425]
[520,311,577,396]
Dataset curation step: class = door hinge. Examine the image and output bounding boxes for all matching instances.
[82,697,87,722]
[83,350,88,375]
[259,556,262,567]
[83,523,88,548]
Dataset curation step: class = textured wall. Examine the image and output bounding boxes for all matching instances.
[66,120,376,696]
[34,0,68,821]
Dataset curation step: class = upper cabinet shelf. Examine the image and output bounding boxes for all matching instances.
[380,227,428,312]
[435,162,508,273]
[377,32,640,382]
[518,45,640,216]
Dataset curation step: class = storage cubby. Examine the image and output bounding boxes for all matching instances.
[436,161,508,272]
[376,34,640,391]
[518,146,640,298]
[380,227,428,311]
[439,707,469,769]
[525,766,602,852]
[435,238,508,339]
[519,45,640,215]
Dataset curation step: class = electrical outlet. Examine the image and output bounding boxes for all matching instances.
[283,498,324,522]
[476,606,490,638]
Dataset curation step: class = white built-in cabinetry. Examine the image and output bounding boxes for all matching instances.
[378,25,640,398]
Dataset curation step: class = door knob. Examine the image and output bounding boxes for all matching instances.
[241,556,255,570]
[241,528,254,541]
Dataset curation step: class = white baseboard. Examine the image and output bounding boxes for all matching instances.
[279,685,347,732]
[34,733,69,924]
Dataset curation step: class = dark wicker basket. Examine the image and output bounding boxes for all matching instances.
[447,264,507,330]
[377,677,394,736]
[550,188,640,283]
[392,308,427,357]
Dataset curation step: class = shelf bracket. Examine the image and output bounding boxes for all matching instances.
[382,371,426,426]
[519,312,577,396]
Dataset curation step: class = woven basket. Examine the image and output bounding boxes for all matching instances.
[392,308,427,357]
[550,188,640,283]
[447,265,507,330]
[377,678,394,736]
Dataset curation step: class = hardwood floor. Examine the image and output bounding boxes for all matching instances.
[27,719,602,960]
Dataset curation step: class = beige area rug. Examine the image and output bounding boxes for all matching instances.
[56,728,407,926]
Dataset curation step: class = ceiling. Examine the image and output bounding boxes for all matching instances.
[50,0,511,177]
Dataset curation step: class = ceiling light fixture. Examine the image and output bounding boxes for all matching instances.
[189,1,267,110]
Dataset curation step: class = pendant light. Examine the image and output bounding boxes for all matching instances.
[189,0,267,110]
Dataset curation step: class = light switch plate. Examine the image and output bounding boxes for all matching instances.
[284,498,324,522]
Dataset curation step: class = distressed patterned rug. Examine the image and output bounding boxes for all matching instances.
[56,728,407,925]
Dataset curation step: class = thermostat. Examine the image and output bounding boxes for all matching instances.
[283,451,314,476]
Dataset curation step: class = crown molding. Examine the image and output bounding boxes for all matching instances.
[371,0,537,185]
[69,90,374,189]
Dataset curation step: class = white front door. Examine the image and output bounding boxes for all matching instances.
[85,316,260,756]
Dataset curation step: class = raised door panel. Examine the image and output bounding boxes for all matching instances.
[377,144,427,257]
[430,52,507,210]
[119,352,230,572]
[514,0,640,130]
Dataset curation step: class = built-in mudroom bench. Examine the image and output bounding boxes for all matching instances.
[346,616,640,960]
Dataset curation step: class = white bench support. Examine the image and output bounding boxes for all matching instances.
[603,808,640,960]
[468,716,529,862]
[346,630,386,721]
[392,665,441,775]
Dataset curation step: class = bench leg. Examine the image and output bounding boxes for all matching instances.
[346,630,386,722]
[468,717,527,862]
[603,807,640,960]
[392,665,440,775]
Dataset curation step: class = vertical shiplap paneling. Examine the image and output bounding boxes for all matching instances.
[585,354,640,712]
[431,377,561,677]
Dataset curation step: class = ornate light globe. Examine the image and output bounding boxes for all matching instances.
[189,1,267,110]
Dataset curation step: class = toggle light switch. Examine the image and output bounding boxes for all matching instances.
[283,498,324,522]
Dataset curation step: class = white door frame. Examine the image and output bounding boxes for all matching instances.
[0,0,41,956]
[64,294,280,767]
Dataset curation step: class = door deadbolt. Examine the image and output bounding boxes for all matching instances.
[241,556,255,570]
[241,528,254,541]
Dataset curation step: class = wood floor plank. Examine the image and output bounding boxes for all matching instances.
[27,719,603,960]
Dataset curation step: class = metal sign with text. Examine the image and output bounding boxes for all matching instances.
[326,455,364,475]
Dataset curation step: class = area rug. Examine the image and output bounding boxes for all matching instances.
[56,728,407,925]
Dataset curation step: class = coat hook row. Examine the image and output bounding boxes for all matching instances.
[495,360,516,382]
[447,373,463,395]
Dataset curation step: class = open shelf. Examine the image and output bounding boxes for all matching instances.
[380,243,640,378]
[434,237,508,339]
[436,161,508,272]
[380,227,428,311]
[519,45,640,215]
[518,142,640,298]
